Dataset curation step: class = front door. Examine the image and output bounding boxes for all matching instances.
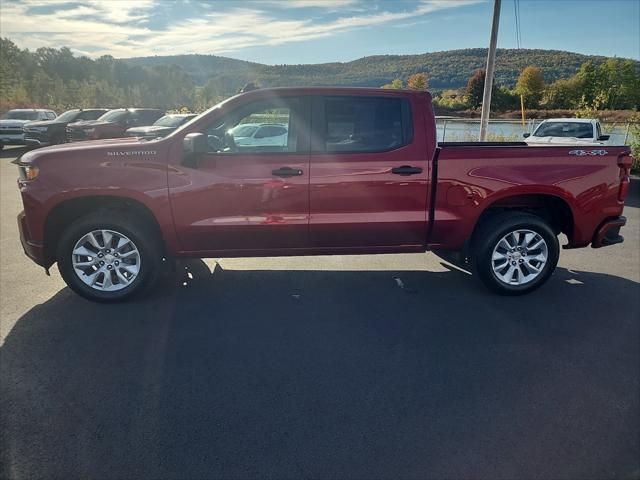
[169,96,310,253]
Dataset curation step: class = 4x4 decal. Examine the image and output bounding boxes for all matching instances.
[568,149,608,156]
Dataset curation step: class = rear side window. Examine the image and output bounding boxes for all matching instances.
[321,96,412,153]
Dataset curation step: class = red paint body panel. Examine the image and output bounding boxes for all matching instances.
[432,146,628,249]
[16,87,631,268]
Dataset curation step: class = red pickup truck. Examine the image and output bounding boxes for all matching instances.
[17,87,633,302]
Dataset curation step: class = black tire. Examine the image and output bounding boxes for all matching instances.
[56,210,162,302]
[472,212,559,295]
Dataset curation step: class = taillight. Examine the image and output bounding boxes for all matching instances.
[617,154,633,202]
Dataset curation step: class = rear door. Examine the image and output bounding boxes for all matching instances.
[169,96,311,252]
[309,94,429,248]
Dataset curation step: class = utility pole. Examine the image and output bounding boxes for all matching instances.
[479,0,501,141]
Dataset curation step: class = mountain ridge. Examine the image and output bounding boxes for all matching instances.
[124,48,633,93]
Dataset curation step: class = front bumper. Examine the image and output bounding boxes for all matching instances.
[0,134,27,146]
[24,137,52,147]
[24,132,52,147]
[17,210,46,266]
[592,216,626,248]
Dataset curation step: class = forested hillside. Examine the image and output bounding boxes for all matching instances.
[1,36,638,113]
[125,48,615,91]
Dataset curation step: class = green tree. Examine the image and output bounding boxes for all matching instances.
[575,60,603,108]
[515,66,545,108]
[407,72,428,90]
[465,69,486,108]
[543,77,583,109]
[381,78,404,89]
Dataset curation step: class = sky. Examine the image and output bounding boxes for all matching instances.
[1,0,638,63]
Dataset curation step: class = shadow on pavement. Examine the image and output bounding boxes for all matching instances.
[1,261,639,479]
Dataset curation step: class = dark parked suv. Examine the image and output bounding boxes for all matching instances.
[66,108,164,142]
[23,109,108,147]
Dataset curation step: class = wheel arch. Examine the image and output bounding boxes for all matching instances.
[43,195,165,266]
[468,191,575,254]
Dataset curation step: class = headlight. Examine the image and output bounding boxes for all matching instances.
[30,126,49,132]
[18,164,39,181]
[85,128,95,133]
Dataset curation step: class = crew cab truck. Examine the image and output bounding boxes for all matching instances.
[17,88,633,302]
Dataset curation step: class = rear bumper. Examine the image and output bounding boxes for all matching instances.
[17,211,46,266]
[592,216,626,248]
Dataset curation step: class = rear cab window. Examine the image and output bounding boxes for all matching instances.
[315,96,413,153]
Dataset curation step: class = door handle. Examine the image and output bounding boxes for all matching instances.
[272,167,303,177]
[391,165,423,176]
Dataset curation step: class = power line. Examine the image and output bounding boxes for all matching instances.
[514,0,522,49]
[514,0,522,48]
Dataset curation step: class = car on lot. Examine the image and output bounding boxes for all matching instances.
[16,87,633,302]
[524,118,610,145]
[0,109,57,149]
[66,108,164,142]
[229,122,289,147]
[125,113,196,139]
[23,108,108,148]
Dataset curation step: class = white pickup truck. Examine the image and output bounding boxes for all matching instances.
[524,118,610,146]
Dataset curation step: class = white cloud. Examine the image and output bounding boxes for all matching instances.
[1,0,483,59]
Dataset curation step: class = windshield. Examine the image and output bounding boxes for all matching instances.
[533,122,594,139]
[2,111,40,120]
[55,110,81,122]
[153,115,188,127]
[231,124,259,137]
[98,110,128,122]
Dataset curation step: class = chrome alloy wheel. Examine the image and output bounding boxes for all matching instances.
[491,229,548,286]
[71,229,141,292]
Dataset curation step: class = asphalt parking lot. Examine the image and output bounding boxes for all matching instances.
[1,145,638,479]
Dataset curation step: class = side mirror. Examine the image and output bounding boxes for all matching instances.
[598,135,610,141]
[182,133,207,167]
[523,133,530,138]
[207,135,223,152]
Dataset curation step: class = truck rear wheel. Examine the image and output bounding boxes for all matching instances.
[472,212,559,295]
[56,211,162,302]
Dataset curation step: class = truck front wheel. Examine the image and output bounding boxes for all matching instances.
[56,211,162,302]
[473,212,559,295]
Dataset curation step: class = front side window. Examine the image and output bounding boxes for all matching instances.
[81,110,106,121]
[99,110,128,123]
[322,97,410,153]
[56,110,81,122]
[203,98,299,154]
[154,115,188,127]
[46,111,56,119]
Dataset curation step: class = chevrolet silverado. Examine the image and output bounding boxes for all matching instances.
[17,88,633,302]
